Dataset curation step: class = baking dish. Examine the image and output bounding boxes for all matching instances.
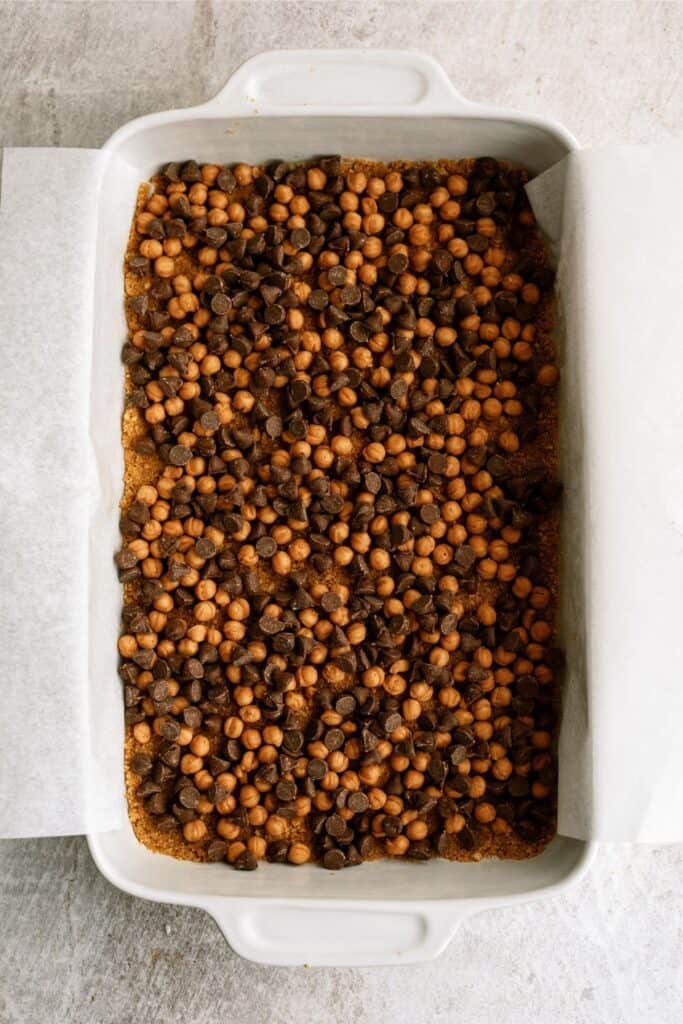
[88,49,595,966]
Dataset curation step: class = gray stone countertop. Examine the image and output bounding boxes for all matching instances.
[1,3,682,1022]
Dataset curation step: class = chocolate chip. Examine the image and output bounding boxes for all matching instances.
[178,785,200,809]
[419,503,440,524]
[169,444,192,466]
[234,851,258,871]
[264,416,283,439]
[130,753,153,776]
[282,729,304,754]
[255,536,277,558]
[183,707,202,731]
[321,592,342,613]
[475,193,496,215]
[308,289,329,311]
[388,252,409,274]
[347,791,369,814]
[206,839,227,862]
[440,614,459,635]
[210,292,231,316]
[148,679,168,703]
[195,538,216,558]
[379,711,401,734]
[324,728,345,752]
[325,814,346,838]
[323,848,346,870]
[290,228,311,250]
[259,615,286,635]
[265,840,288,864]
[185,658,204,679]
[307,758,327,780]
[383,815,402,837]
[145,792,168,815]
[335,694,356,717]
[454,545,476,570]
[450,745,468,766]
[340,285,361,306]
[458,825,477,850]
[289,379,311,404]
[275,778,297,802]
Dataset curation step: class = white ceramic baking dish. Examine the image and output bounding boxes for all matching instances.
[88,49,595,966]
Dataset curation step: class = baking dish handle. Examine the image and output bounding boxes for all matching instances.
[205,902,470,966]
[206,49,473,116]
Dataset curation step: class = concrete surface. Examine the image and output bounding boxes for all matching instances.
[1,2,682,1023]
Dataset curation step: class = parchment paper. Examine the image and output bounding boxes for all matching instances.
[527,144,683,842]
[1,143,681,843]
[0,149,124,836]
